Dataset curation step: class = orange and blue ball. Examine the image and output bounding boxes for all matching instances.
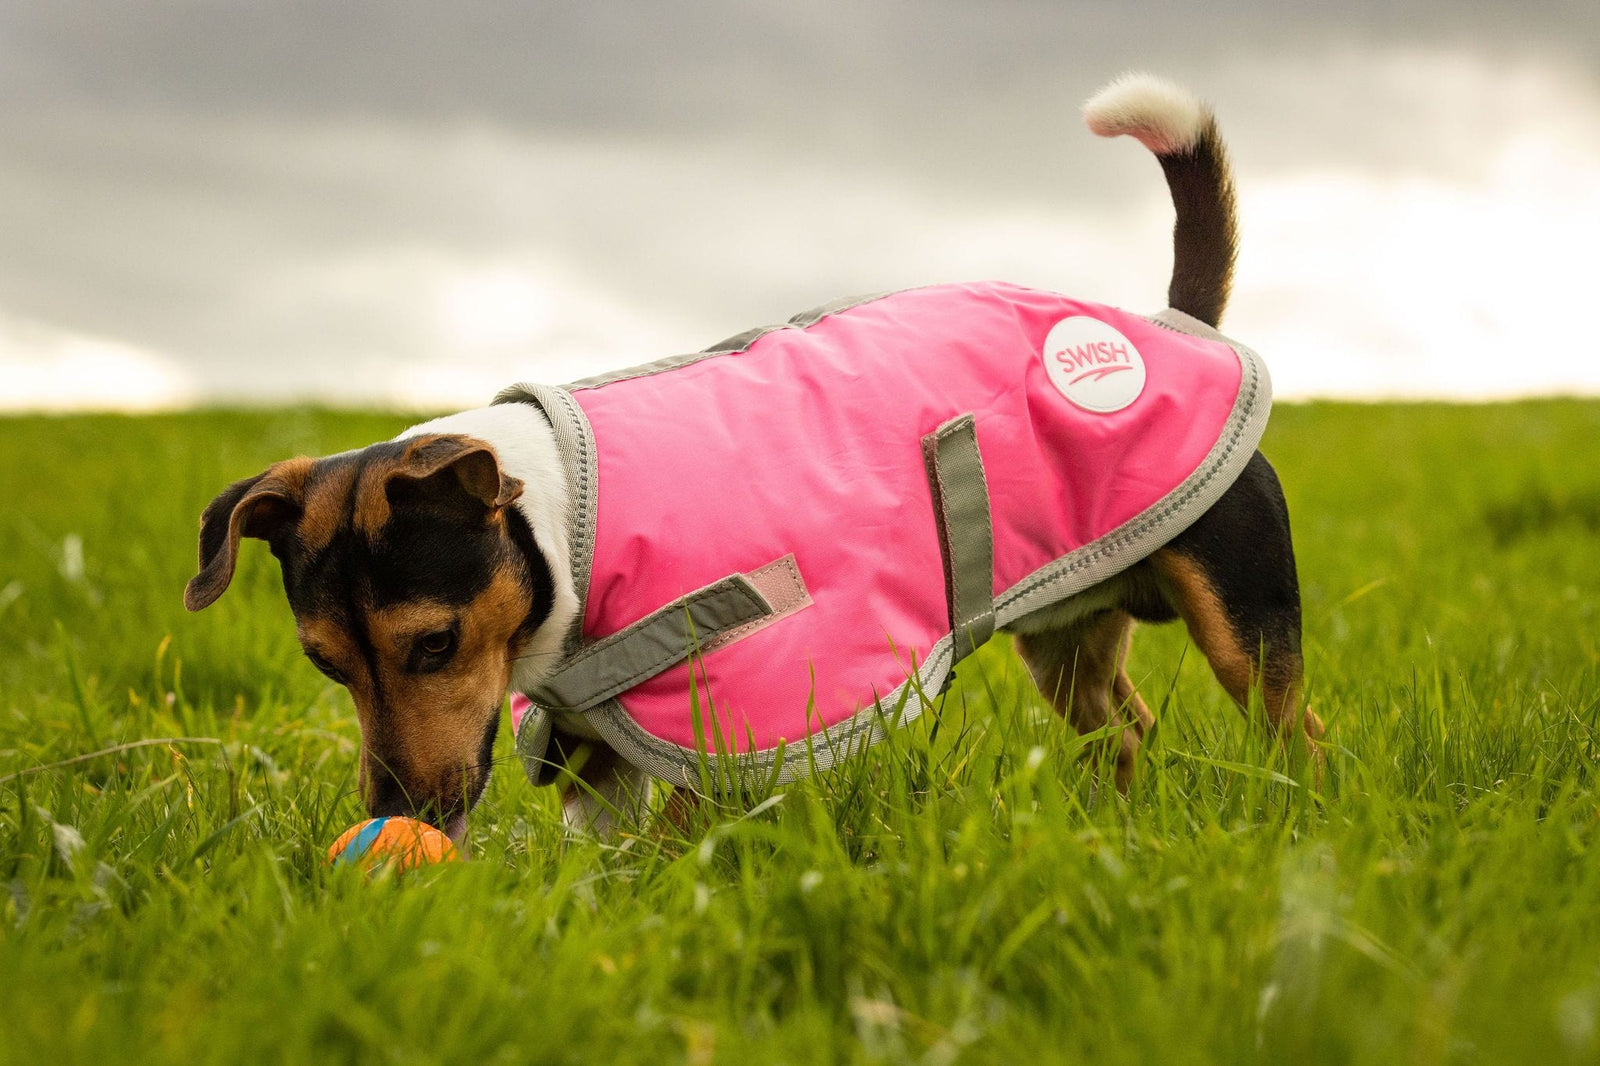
[326,816,460,871]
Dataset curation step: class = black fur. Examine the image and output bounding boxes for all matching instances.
[196,474,261,568]
[1156,122,1238,330]
[1159,449,1303,682]
[504,504,556,642]
[279,446,539,619]
[270,446,556,768]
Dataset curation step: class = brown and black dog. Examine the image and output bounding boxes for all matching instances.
[185,75,1323,841]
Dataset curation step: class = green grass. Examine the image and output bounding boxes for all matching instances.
[3,401,1599,1065]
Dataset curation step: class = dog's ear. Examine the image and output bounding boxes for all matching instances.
[391,435,524,511]
[185,464,306,611]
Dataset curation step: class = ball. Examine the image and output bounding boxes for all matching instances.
[326,816,460,871]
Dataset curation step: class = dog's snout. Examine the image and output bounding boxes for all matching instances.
[361,756,469,836]
[361,761,414,820]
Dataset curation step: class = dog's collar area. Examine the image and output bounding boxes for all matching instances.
[494,382,595,787]
[493,382,596,662]
[501,504,556,646]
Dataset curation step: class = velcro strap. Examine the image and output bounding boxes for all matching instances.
[700,554,813,654]
[527,574,774,714]
[922,413,995,662]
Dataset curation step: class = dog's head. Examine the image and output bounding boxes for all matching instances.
[185,434,553,839]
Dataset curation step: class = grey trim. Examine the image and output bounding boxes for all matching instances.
[582,636,960,790]
[559,290,895,393]
[788,291,895,329]
[922,414,996,662]
[514,702,558,786]
[993,310,1271,625]
[1150,307,1232,343]
[528,575,774,714]
[491,382,598,658]
[552,307,1273,791]
[492,381,599,785]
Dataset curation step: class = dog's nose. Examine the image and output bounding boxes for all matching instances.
[362,764,413,820]
[363,764,462,834]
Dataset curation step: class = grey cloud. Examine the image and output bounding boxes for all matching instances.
[1,2,1597,403]
[5,3,1592,138]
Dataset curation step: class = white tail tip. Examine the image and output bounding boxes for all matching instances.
[1082,72,1209,156]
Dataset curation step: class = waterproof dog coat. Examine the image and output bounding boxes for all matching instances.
[497,282,1271,788]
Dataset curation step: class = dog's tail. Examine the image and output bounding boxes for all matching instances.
[1083,73,1238,328]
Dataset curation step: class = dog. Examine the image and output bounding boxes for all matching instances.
[185,74,1324,842]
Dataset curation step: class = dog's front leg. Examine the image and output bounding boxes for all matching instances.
[559,743,654,838]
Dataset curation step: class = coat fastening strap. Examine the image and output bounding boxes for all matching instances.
[514,700,557,786]
[922,413,995,662]
[528,575,775,714]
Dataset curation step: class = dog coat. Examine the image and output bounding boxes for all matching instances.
[496,282,1272,789]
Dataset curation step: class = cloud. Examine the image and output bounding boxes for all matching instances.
[1225,50,1600,398]
[1,6,1598,410]
[1236,168,1600,399]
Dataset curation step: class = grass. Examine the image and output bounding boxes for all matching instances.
[2,400,1599,1065]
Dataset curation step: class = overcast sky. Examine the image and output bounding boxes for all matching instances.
[2,2,1597,410]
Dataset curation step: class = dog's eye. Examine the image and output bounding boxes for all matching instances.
[417,629,456,659]
[305,651,347,685]
[407,626,460,673]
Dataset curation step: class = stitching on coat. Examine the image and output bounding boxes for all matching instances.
[701,556,813,653]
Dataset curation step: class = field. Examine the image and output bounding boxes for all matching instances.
[3,401,1599,1065]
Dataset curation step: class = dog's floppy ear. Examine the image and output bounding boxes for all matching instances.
[185,463,307,611]
[392,435,524,511]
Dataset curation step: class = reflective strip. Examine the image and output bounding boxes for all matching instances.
[555,291,896,393]
[527,574,774,714]
[489,382,597,658]
[1150,306,1229,342]
[922,413,995,662]
[513,700,559,785]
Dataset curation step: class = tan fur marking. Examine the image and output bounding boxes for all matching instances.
[1016,609,1147,790]
[296,616,352,654]
[348,567,532,817]
[267,456,315,494]
[661,786,702,837]
[296,460,358,554]
[349,435,514,541]
[353,455,403,539]
[365,602,459,654]
[1151,551,1256,702]
[295,618,368,693]
[1151,549,1322,749]
[1112,625,1155,733]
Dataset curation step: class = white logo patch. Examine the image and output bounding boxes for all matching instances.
[1042,316,1146,413]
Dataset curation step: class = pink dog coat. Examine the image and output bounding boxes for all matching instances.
[498,282,1271,788]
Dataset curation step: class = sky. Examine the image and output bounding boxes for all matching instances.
[1,2,1597,411]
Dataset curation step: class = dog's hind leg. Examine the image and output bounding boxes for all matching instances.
[1149,452,1325,755]
[1112,625,1155,737]
[1015,609,1150,790]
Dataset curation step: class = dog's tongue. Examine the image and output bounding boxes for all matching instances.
[509,692,532,734]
